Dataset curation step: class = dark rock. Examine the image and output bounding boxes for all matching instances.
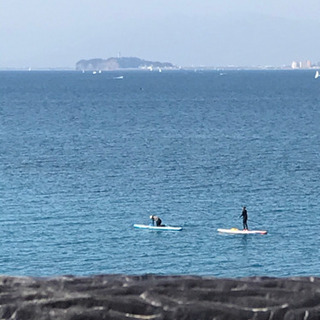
[0,275,319,319]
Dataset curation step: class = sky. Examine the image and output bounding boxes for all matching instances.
[1,0,320,69]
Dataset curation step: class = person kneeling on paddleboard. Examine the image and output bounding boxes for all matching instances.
[150,215,162,226]
[240,206,248,230]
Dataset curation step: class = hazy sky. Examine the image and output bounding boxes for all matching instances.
[1,0,320,69]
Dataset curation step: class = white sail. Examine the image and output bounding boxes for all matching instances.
[315,71,319,79]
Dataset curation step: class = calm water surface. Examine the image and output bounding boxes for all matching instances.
[0,70,319,277]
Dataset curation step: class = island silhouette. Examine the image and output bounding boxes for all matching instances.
[76,56,176,71]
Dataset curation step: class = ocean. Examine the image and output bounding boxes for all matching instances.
[0,70,319,277]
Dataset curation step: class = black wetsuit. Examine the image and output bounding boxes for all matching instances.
[240,208,248,230]
[151,216,162,226]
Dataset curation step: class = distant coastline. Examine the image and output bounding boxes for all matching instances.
[75,56,177,72]
[1,61,320,72]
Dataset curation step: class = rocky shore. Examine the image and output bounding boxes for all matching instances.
[0,274,319,319]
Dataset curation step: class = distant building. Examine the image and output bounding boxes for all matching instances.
[300,60,311,68]
[292,60,312,69]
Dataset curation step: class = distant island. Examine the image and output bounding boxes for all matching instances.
[75,57,176,71]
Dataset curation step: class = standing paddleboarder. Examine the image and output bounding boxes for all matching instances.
[240,206,248,230]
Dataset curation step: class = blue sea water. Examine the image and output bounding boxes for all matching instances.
[0,70,319,278]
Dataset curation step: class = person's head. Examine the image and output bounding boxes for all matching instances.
[243,206,246,209]
[150,215,154,219]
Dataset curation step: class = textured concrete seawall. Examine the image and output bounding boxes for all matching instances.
[0,275,319,319]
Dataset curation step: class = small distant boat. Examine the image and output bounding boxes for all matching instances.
[114,76,124,80]
[315,71,319,79]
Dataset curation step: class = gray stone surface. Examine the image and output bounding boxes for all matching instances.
[0,275,320,319]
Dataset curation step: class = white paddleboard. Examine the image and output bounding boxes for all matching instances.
[217,228,267,235]
[134,224,182,231]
